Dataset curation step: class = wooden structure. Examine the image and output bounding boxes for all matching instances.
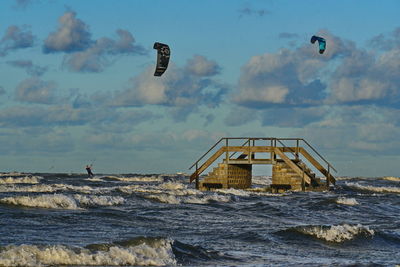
[189,137,336,192]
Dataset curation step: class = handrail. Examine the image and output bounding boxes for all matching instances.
[188,137,337,176]
[189,138,224,170]
[300,139,337,173]
[276,139,298,159]
[229,139,250,159]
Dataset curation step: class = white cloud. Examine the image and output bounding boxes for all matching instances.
[15,77,57,104]
[185,55,220,76]
[111,55,227,121]
[0,25,35,56]
[43,11,92,53]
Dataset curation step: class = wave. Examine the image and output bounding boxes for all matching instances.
[382,176,400,182]
[335,197,359,206]
[0,184,56,193]
[345,182,400,194]
[0,175,41,184]
[0,237,176,266]
[216,188,251,197]
[252,175,272,186]
[0,172,24,177]
[0,194,80,210]
[335,176,355,181]
[106,175,163,182]
[144,193,231,205]
[0,183,116,195]
[117,182,200,197]
[292,224,374,243]
[118,185,164,195]
[73,194,125,207]
[85,176,105,182]
[0,193,125,210]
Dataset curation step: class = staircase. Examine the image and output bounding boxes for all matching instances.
[189,137,336,192]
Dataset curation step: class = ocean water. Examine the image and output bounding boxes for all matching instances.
[0,172,399,266]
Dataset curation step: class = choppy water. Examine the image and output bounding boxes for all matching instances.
[0,172,399,266]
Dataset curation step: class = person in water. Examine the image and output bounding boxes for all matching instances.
[85,165,94,177]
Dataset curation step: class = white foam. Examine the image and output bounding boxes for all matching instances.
[383,176,400,182]
[118,185,164,195]
[85,176,105,182]
[300,224,374,242]
[0,194,80,210]
[335,176,354,181]
[0,172,24,177]
[0,184,56,193]
[336,197,359,206]
[346,182,400,194]
[145,193,231,205]
[158,182,186,190]
[108,176,163,182]
[0,239,176,266]
[73,194,125,207]
[216,188,251,197]
[0,183,116,195]
[0,175,41,184]
[252,175,272,186]
[117,182,200,198]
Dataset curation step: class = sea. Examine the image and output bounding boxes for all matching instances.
[0,172,399,266]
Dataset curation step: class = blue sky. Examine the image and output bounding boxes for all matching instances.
[0,0,399,176]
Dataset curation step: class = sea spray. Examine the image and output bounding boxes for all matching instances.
[73,194,125,207]
[298,224,374,242]
[0,176,42,184]
[106,176,163,182]
[0,194,80,210]
[336,197,359,205]
[383,176,400,182]
[346,182,400,194]
[0,239,176,266]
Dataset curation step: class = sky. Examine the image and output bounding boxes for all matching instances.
[0,0,399,177]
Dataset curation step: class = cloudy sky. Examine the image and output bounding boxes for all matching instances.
[0,0,399,176]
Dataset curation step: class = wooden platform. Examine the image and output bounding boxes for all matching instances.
[189,137,336,192]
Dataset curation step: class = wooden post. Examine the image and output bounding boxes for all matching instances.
[225,138,228,164]
[195,162,199,189]
[270,139,275,164]
[248,138,251,163]
[326,165,330,189]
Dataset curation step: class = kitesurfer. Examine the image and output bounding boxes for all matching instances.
[85,165,94,177]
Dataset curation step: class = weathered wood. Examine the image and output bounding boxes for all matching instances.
[299,148,336,185]
[190,147,226,182]
[274,147,311,185]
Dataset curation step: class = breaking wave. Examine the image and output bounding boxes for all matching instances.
[0,183,116,194]
[383,176,400,182]
[252,175,271,186]
[144,193,231,205]
[335,197,359,206]
[0,237,176,266]
[293,224,374,243]
[0,175,41,184]
[346,182,400,194]
[0,194,125,210]
[73,194,125,207]
[0,194,80,210]
[85,176,105,182]
[0,184,56,193]
[0,172,24,177]
[106,176,163,182]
